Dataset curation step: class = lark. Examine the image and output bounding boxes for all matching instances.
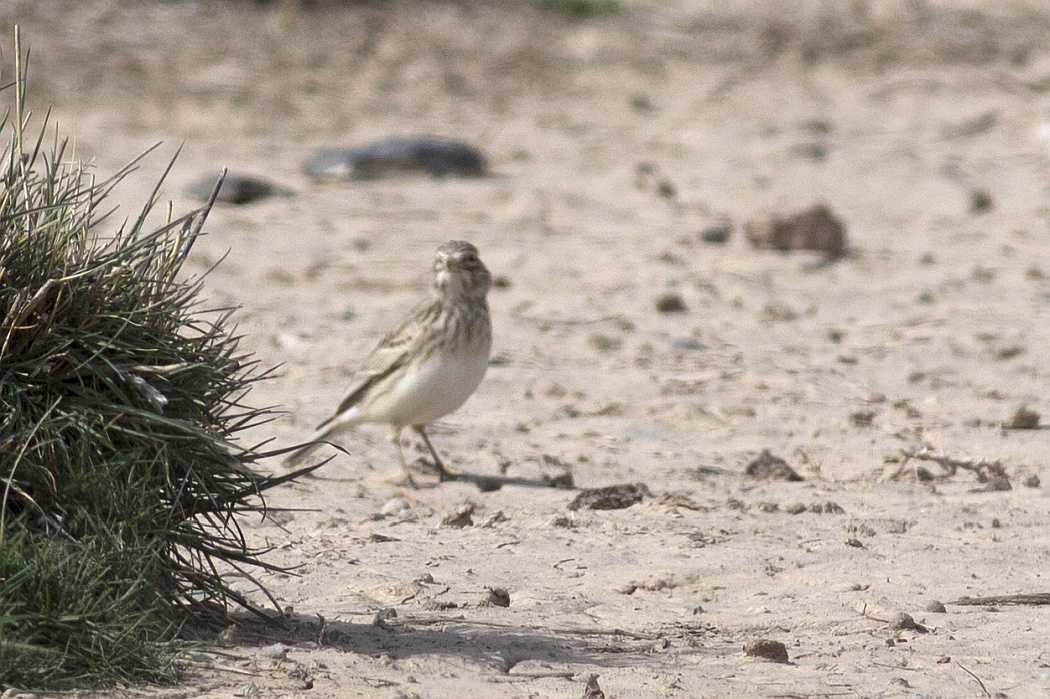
[285,241,493,485]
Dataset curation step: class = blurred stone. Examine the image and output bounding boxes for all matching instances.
[700,223,732,244]
[746,450,803,481]
[570,483,645,510]
[303,136,487,180]
[745,203,847,257]
[744,638,789,663]
[655,292,687,313]
[970,187,994,214]
[1007,406,1040,429]
[184,172,290,204]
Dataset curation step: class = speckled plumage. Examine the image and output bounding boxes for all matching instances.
[286,241,492,485]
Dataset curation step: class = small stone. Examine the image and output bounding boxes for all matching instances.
[758,302,798,322]
[888,612,919,630]
[743,638,789,663]
[233,682,260,698]
[441,503,476,528]
[744,203,847,257]
[549,514,577,528]
[302,137,487,180]
[373,608,397,626]
[970,188,994,214]
[669,336,704,351]
[629,93,655,113]
[380,498,410,517]
[216,624,243,647]
[588,333,622,352]
[569,483,645,510]
[791,142,829,161]
[655,292,687,313]
[656,179,676,199]
[924,600,947,613]
[978,476,1012,492]
[184,172,290,205]
[482,587,511,607]
[257,642,287,659]
[848,410,876,428]
[1007,406,1040,429]
[543,472,575,489]
[700,223,732,244]
[745,450,803,481]
[1024,474,1040,488]
[581,674,606,699]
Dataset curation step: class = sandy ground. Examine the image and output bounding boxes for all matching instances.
[6,0,1050,696]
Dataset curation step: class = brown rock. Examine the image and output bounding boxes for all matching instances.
[570,483,645,510]
[745,203,847,257]
[1008,406,1040,429]
[581,674,606,699]
[745,450,803,481]
[744,638,789,663]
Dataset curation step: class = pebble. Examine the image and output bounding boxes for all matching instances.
[655,292,687,313]
[743,638,789,663]
[700,223,732,244]
[257,642,287,659]
[669,336,704,351]
[184,172,289,204]
[302,136,487,180]
[380,498,417,521]
[744,203,847,257]
[569,483,645,511]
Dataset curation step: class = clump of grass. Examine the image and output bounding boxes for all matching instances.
[0,530,173,688]
[0,32,311,690]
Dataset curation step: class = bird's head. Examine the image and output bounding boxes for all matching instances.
[433,240,492,301]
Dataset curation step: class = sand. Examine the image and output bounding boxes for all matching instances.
[5,0,1050,696]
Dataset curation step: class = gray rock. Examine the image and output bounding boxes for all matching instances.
[303,136,487,180]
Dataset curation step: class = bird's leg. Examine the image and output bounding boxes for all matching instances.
[413,425,453,482]
[390,426,417,488]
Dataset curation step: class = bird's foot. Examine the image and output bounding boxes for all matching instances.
[407,457,456,484]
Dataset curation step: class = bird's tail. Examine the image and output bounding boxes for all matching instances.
[282,419,353,469]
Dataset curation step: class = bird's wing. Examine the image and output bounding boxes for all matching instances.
[315,300,440,429]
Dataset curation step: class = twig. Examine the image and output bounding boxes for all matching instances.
[955,661,991,698]
[884,446,1006,482]
[177,660,260,677]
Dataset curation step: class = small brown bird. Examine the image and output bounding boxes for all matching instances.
[285,240,493,485]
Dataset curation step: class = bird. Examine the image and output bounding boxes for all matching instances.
[285,240,493,486]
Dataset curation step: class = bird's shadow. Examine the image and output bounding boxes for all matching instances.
[441,469,574,493]
[203,608,707,674]
[297,455,575,493]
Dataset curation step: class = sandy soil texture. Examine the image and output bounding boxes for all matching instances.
[5,0,1050,696]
